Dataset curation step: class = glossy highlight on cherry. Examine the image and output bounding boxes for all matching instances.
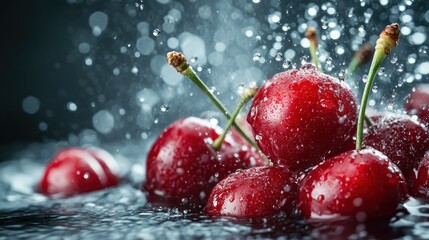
[247,64,357,172]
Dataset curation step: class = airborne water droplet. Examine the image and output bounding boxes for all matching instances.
[347,8,354,17]
[275,52,283,61]
[153,29,160,36]
[282,23,290,32]
[160,104,170,112]
[299,63,317,71]
[282,59,292,69]
[300,56,308,65]
[418,46,428,56]
[339,69,345,81]
[321,16,328,29]
[253,53,261,61]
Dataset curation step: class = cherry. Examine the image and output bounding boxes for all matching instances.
[298,24,405,222]
[412,152,429,200]
[86,147,120,187]
[39,147,120,197]
[143,117,264,207]
[405,84,429,126]
[297,147,406,221]
[205,165,297,218]
[247,64,357,171]
[364,115,429,184]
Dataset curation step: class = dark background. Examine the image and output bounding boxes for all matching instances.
[1,1,82,144]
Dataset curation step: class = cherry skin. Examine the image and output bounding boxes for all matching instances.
[297,147,406,222]
[205,165,297,218]
[364,115,429,185]
[85,147,120,187]
[412,152,429,201]
[143,117,264,207]
[39,147,120,197]
[247,64,357,171]
[405,84,429,126]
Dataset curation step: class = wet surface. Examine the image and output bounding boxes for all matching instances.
[0,142,428,239]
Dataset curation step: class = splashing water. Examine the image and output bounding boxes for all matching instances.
[4,0,429,239]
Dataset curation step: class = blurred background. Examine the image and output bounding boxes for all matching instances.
[1,1,429,238]
[1,0,428,150]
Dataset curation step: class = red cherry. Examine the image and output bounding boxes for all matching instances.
[412,152,429,200]
[405,84,429,126]
[143,117,264,207]
[364,115,429,185]
[86,147,120,187]
[205,165,297,218]
[247,64,357,171]
[39,147,120,197]
[298,147,406,222]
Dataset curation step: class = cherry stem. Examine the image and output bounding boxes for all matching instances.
[167,51,261,152]
[364,115,373,128]
[306,27,322,72]
[347,43,373,76]
[213,88,258,150]
[356,23,400,150]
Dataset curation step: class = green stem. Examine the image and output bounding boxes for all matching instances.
[356,23,399,149]
[346,43,373,78]
[213,89,255,150]
[309,44,322,72]
[306,28,322,72]
[356,50,385,150]
[347,56,360,76]
[181,67,261,152]
[364,115,373,128]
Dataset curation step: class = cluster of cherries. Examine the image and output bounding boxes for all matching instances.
[39,23,429,223]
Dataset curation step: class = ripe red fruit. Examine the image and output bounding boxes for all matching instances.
[364,115,429,184]
[247,64,357,171]
[405,84,429,126]
[143,117,264,207]
[298,147,406,222]
[39,147,120,197]
[86,147,121,187]
[412,152,429,200]
[205,165,297,218]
